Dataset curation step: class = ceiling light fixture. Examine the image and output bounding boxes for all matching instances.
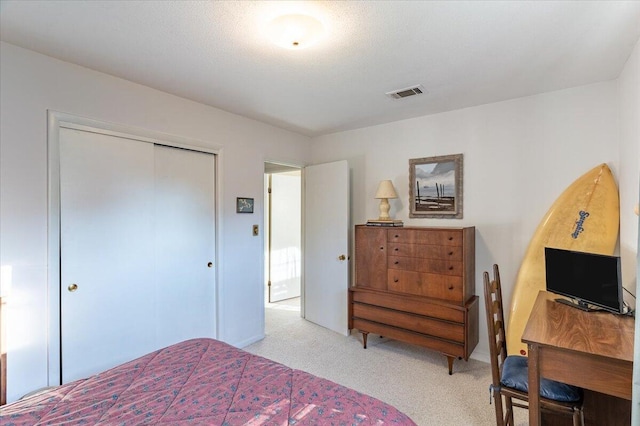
[266,14,324,49]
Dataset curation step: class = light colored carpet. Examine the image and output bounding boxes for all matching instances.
[245,298,528,426]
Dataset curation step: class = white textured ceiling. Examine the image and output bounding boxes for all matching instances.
[1,1,639,137]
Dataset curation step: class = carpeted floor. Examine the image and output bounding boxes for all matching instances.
[244,298,528,426]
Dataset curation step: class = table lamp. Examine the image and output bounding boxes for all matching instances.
[375,180,398,221]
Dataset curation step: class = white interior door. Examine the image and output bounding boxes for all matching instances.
[60,128,216,383]
[269,171,301,302]
[304,160,349,335]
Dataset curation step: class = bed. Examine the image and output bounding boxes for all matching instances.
[1,338,416,425]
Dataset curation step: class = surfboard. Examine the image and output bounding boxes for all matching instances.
[506,163,619,356]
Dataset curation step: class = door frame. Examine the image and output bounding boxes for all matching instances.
[263,160,305,318]
[47,110,222,386]
[264,163,303,305]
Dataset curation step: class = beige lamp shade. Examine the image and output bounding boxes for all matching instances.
[375,180,398,220]
[375,180,398,199]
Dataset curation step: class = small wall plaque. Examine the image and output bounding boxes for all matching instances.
[236,197,254,213]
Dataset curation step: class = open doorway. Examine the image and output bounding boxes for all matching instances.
[264,163,302,317]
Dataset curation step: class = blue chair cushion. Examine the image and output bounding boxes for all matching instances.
[501,355,582,402]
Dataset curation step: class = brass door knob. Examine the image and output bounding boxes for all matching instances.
[338,254,346,261]
[68,283,78,292]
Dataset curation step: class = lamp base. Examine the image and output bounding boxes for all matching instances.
[377,198,391,221]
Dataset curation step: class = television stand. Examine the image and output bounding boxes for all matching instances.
[554,298,597,312]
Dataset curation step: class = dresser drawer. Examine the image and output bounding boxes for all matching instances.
[387,243,463,261]
[388,229,463,246]
[353,303,465,342]
[351,288,465,322]
[388,255,462,276]
[388,270,463,302]
[351,318,466,358]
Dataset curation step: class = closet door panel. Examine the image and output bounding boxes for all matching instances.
[154,145,216,347]
[60,128,156,383]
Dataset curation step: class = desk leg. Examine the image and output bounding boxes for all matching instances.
[528,344,541,426]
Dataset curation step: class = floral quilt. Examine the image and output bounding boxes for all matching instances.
[1,338,415,425]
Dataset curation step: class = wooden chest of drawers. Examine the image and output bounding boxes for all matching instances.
[349,225,478,374]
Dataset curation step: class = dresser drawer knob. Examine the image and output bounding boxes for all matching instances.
[394,278,399,283]
[394,234,399,238]
[394,261,399,265]
[394,248,399,252]
[448,285,454,290]
[448,266,454,270]
[448,236,453,241]
[380,246,384,250]
[448,251,454,256]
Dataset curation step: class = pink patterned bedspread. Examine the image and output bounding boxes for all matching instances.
[1,338,415,425]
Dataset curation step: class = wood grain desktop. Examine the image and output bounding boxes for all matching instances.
[522,291,634,426]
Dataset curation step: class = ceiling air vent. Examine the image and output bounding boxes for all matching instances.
[386,85,426,100]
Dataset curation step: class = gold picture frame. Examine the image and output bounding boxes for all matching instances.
[409,153,463,219]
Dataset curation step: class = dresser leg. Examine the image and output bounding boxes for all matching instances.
[362,332,369,349]
[447,356,454,375]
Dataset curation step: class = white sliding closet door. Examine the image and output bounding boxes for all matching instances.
[60,128,157,382]
[154,145,216,348]
[59,128,216,383]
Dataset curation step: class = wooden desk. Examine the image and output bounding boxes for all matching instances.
[522,291,634,426]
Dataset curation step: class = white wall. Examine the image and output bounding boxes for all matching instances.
[311,79,635,361]
[619,38,640,296]
[619,38,640,426]
[0,42,311,402]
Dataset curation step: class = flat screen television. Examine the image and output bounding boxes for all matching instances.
[544,247,623,314]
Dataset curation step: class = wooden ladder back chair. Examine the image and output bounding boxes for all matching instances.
[483,264,584,426]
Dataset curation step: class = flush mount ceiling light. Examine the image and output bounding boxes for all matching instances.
[266,14,324,49]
